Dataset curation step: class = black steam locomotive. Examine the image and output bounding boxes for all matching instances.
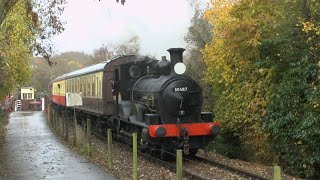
[49,48,220,157]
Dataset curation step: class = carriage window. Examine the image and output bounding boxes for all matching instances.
[74,79,76,92]
[83,77,87,97]
[68,80,70,93]
[92,75,96,97]
[79,78,82,92]
[77,79,80,92]
[86,77,88,96]
[100,77,102,98]
[82,78,85,96]
[97,75,101,98]
[57,84,60,95]
[61,83,64,94]
[115,69,119,81]
[75,79,77,92]
[71,79,74,92]
[87,76,91,97]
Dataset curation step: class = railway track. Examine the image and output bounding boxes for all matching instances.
[189,156,268,180]
[90,126,268,180]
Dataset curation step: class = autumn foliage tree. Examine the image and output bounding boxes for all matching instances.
[0,0,65,98]
[203,0,273,162]
[0,0,65,62]
[0,1,34,97]
[203,0,320,178]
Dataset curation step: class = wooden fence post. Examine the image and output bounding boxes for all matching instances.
[87,118,92,156]
[51,108,54,128]
[133,133,138,180]
[73,107,77,145]
[107,129,113,170]
[55,110,59,131]
[50,105,54,128]
[54,109,57,130]
[47,104,51,123]
[274,166,281,180]
[62,111,65,136]
[65,114,69,141]
[176,150,182,180]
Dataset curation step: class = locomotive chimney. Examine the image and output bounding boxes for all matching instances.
[167,48,185,66]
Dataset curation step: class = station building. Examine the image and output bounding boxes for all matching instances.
[20,86,35,100]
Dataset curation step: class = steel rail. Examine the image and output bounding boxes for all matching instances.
[192,156,269,180]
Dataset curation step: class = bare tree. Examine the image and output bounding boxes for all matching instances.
[184,1,214,111]
[89,35,140,65]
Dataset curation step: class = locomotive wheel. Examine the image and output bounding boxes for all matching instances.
[160,150,174,161]
[160,145,174,160]
[149,144,161,158]
[139,139,148,153]
[150,148,160,158]
[188,149,198,157]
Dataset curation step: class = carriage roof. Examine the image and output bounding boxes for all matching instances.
[52,61,110,82]
[51,55,155,83]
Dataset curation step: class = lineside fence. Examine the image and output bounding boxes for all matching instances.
[47,104,282,180]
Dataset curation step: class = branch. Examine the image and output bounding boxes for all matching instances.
[98,0,126,5]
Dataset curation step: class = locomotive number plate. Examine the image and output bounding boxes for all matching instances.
[173,87,188,92]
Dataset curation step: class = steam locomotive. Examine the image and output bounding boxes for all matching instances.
[49,48,220,157]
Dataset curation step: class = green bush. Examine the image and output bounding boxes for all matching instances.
[207,132,246,160]
[265,59,320,178]
[203,0,320,178]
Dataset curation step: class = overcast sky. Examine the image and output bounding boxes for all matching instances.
[52,0,195,59]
